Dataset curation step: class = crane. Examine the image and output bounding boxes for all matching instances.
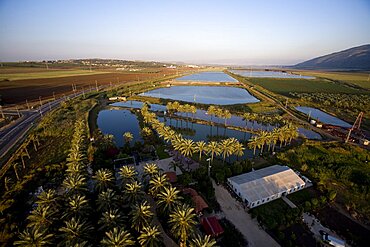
[345,112,363,143]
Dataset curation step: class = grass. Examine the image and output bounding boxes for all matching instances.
[247,77,364,95]
[276,141,370,220]
[0,69,107,81]
[297,71,370,90]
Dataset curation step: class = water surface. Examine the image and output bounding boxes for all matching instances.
[231,70,315,79]
[176,72,238,82]
[295,106,351,128]
[140,86,259,105]
[97,109,142,147]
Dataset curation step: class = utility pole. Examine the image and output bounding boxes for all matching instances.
[89,60,92,72]
[16,106,21,118]
[0,105,4,119]
[45,60,49,70]
[95,80,99,91]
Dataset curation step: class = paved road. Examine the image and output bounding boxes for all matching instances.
[212,180,280,247]
[0,88,101,165]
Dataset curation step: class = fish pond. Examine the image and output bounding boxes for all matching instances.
[99,101,322,148]
[295,106,351,128]
[230,70,315,79]
[140,86,260,105]
[175,71,238,82]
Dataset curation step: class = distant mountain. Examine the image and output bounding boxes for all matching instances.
[293,44,370,71]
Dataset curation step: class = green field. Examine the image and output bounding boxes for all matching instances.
[247,77,364,95]
[298,71,370,90]
[0,69,107,81]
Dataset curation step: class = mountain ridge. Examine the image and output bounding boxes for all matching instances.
[293,44,370,71]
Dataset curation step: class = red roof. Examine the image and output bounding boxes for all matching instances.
[201,216,224,237]
[193,195,208,213]
[183,188,198,197]
[165,172,177,183]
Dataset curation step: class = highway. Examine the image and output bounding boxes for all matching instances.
[0,88,99,165]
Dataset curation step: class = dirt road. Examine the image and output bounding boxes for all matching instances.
[212,180,280,247]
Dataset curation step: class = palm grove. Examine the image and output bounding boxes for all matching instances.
[13,100,299,246]
[14,120,216,247]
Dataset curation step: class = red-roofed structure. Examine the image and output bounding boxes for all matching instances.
[165,172,177,183]
[201,216,224,237]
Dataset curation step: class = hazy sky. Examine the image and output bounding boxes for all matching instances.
[0,0,369,65]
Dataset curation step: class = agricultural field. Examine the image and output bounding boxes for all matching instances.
[297,70,370,90]
[276,141,370,222]
[0,66,191,105]
[0,69,108,81]
[246,77,364,95]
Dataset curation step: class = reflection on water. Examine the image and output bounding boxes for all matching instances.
[230,70,315,79]
[97,109,142,147]
[108,101,322,140]
[140,86,260,105]
[295,106,351,128]
[176,71,238,82]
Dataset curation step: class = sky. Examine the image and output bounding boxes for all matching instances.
[0,0,369,65]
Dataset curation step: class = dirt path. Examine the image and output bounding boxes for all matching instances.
[212,180,280,247]
[146,195,178,247]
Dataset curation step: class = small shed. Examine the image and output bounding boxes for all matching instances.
[201,217,224,237]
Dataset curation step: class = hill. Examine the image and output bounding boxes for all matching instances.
[293,44,370,71]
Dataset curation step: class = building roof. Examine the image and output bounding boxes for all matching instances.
[193,195,208,213]
[228,165,305,202]
[164,172,177,183]
[201,217,224,237]
[183,188,209,213]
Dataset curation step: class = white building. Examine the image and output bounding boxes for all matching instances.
[227,165,306,208]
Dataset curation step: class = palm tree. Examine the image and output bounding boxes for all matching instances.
[130,201,154,232]
[64,194,90,218]
[93,168,114,192]
[123,132,133,144]
[248,136,258,156]
[98,209,126,231]
[168,204,196,246]
[189,234,217,247]
[219,139,234,163]
[62,174,87,195]
[36,189,58,211]
[149,174,170,198]
[157,186,182,215]
[223,109,231,127]
[119,166,137,183]
[14,227,53,247]
[206,105,216,125]
[138,225,162,247]
[233,141,245,160]
[4,176,12,191]
[258,131,269,154]
[27,205,55,229]
[141,127,152,139]
[143,163,159,178]
[206,141,220,162]
[101,227,135,247]
[97,189,120,212]
[124,181,143,203]
[195,141,207,161]
[59,217,93,246]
